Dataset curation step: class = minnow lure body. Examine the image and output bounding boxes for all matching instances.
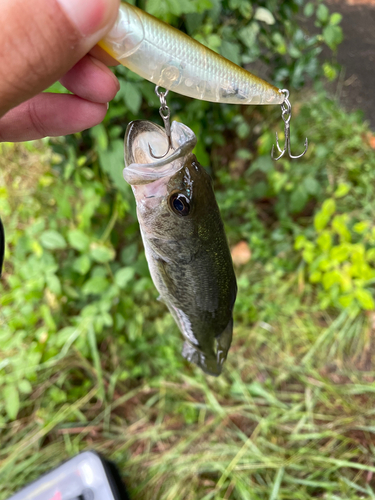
[99,2,284,105]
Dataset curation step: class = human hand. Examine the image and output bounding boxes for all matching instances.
[0,0,121,142]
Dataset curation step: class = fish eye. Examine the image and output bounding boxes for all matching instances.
[169,193,191,216]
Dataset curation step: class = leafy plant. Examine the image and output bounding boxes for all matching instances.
[7,2,375,500]
[296,193,375,313]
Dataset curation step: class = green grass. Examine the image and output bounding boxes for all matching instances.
[1,261,375,498]
[2,95,375,499]
[1,310,375,500]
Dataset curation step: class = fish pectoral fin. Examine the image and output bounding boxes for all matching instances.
[154,258,179,297]
[215,317,233,367]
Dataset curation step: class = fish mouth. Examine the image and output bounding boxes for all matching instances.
[123,120,197,185]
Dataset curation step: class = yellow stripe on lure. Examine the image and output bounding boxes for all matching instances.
[99,2,284,105]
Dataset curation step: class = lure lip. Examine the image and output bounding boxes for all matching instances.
[123,120,197,185]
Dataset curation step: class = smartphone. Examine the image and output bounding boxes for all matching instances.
[7,451,130,500]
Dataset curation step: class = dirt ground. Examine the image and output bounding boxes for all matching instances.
[326,0,375,128]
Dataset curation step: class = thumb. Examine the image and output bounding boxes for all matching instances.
[0,0,120,117]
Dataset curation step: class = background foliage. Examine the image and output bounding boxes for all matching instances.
[3,1,375,499]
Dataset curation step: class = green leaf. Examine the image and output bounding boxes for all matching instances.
[303,177,320,195]
[49,386,67,404]
[323,25,343,50]
[90,124,108,151]
[318,257,333,272]
[237,122,250,139]
[68,229,90,252]
[322,270,341,290]
[289,44,302,59]
[220,41,241,66]
[317,231,332,252]
[272,32,287,55]
[254,7,275,25]
[316,4,329,23]
[302,248,315,264]
[249,155,273,174]
[330,244,350,263]
[239,0,252,20]
[329,13,342,26]
[115,313,126,332]
[322,198,336,217]
[115,267,136,289]
[119,81,143,115]
[56,326,77,348]
[339,294,355,308]
[304,2,314,17]
[45,81,70,94]
[46,274,62,295]
[355,288,375,310]
[332,215,351,242]
[89,243,116,263]
[294,235,307,250]
[40,230,67,250]
[146,0,167,17]
[239,23,260,49]
[366,249,375,262]
[121,243,138,265]
[82,276,110,296]
[334,183,350,199]
[290,185,308,213]
[314,212,330,232]
[206,34,222,52]
[18,380,32,395]
[98,140,128,193]
[236,149,252,160]
[3,385,20,420]
[309,271,322,283]
[353,221,370,234]
[73,255,91,275]
[323,62,337,81]
[185,12,205,35]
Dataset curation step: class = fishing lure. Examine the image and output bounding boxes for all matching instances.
[100,1,308,160]
[123,116,237,376]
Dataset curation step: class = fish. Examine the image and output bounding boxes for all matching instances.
[99,2,284,106]
[123,120,237,376]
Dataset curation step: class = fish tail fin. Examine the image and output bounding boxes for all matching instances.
[181,341,222,377]
[181,317,234,377]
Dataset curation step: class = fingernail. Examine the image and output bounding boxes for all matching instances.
[57,0,120,36]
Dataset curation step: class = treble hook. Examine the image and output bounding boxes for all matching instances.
[149,86,174,159]
[271,89,308,161]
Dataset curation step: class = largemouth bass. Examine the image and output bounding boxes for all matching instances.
[100,2,284,106]
[124,120,237,375]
